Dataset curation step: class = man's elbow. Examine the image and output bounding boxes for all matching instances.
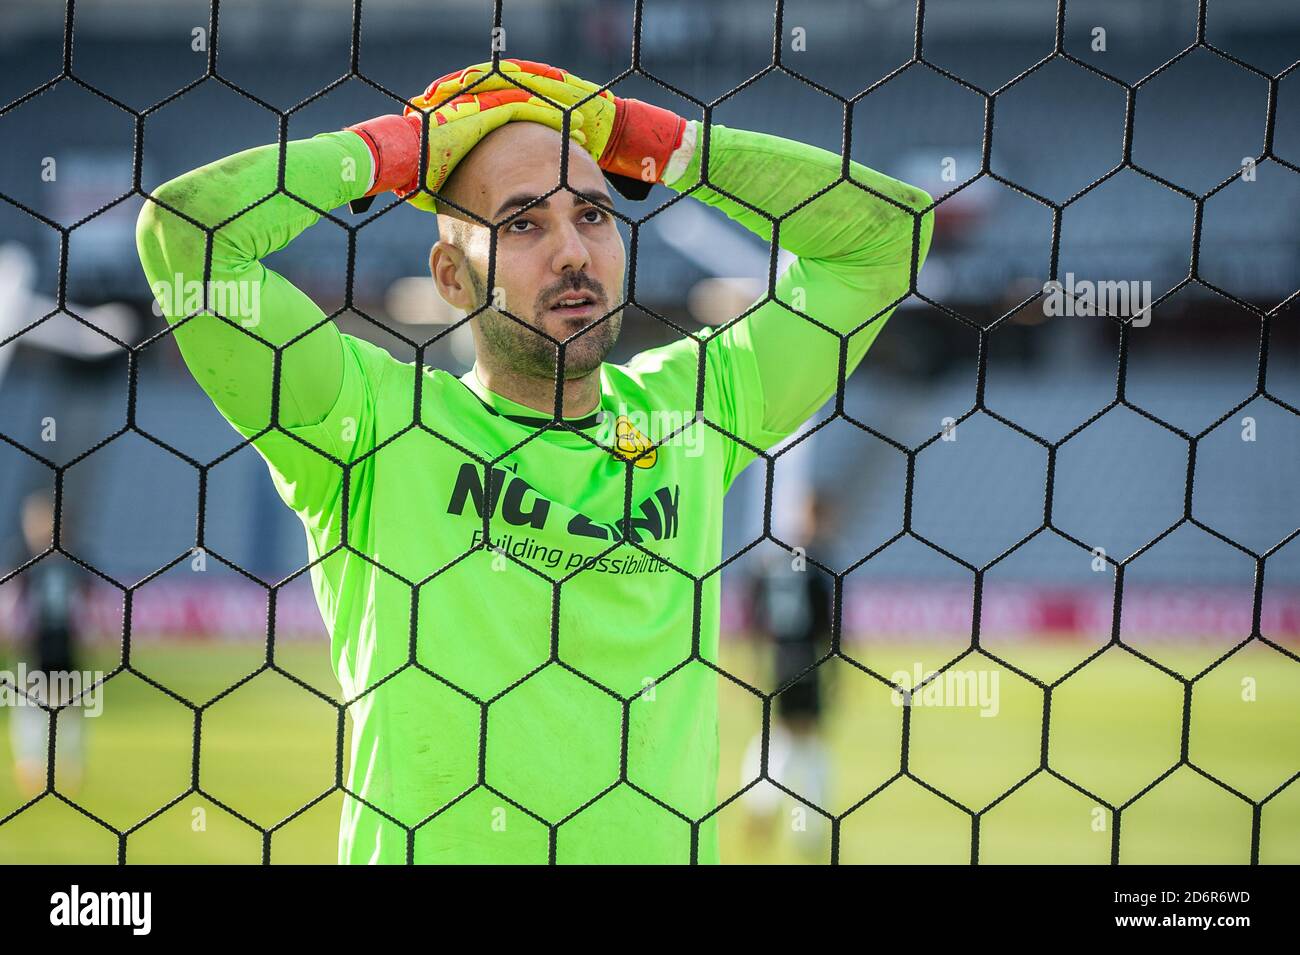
[135,180,202,290]
[135,197,165,294]
[854,180,935,277]
[135,196,161,261]
[913,197,936,275]
[877,186,935,293]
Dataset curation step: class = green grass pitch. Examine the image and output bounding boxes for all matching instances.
[1,638,1296,864]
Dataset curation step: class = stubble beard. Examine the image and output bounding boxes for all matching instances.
[469,265,622,381]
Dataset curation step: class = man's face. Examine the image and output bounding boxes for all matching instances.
[431,122,626,381]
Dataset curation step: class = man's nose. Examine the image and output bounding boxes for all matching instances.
[550,218,592,275]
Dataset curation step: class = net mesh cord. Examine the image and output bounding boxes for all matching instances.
[0,0,1296,864]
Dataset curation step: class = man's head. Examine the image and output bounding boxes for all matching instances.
[430,122,625,383]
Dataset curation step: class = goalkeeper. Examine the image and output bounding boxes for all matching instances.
[135,59,934,864]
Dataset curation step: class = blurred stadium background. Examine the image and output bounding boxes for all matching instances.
[0,0,1297,863]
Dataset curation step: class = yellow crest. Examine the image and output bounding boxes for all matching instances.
[613,415,657,469]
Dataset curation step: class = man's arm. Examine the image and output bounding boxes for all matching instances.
[134,131,375,433]
[662,121,935,482]
[134,130,399,530]
[136,86,583,447]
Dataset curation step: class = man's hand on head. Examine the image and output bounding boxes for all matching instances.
[416,59,690,201]
[344,75,588,215]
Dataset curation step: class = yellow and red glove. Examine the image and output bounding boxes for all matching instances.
[413,59,689,201]
[345,83,586,214]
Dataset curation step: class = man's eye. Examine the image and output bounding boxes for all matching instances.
[504,210,606,232]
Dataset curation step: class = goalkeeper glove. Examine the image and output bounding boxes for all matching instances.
[345,84,587,215]
[414,59,689,201]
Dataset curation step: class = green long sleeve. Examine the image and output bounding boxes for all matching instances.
[664,121,934,471]
[135,131,375,432]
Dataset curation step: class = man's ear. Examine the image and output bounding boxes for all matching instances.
[430,240,473,311]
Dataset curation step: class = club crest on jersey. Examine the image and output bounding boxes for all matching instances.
[613,415,657,469]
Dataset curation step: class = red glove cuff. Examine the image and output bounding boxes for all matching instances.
[344,114,422,198]
[602,98,687,185]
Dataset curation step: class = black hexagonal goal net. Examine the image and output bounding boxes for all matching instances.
[0,0,1296,865]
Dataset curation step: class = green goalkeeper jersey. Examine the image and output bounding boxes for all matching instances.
[135,117,933,864]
